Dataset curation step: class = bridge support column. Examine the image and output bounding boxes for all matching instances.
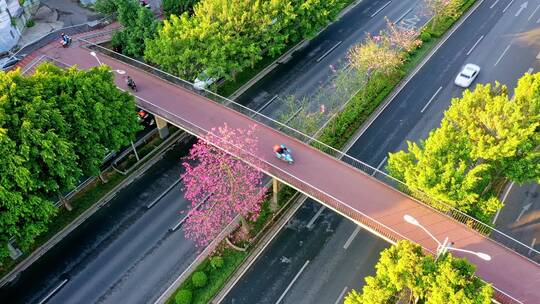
[271,177,279,211]
[155,116,169,139]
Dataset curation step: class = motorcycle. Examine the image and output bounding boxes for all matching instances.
[127,78,138,92]
[276,148,294,164]
[60,36,72,48]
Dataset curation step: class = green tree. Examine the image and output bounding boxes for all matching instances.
[387,75,540,222]
[96,0,158,57]
[344,241,492,304]
[0,63,140,259]
[145,0,348,81]
[162,0,199,18]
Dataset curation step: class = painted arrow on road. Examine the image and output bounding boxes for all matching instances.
[516,2,528,17]
[515,202,533,222]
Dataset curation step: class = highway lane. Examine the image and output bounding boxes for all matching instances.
[222,0,540,303]
[0,136,199,304]
[238,0,426,118]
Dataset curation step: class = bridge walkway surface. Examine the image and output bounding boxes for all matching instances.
[17,27,540,303]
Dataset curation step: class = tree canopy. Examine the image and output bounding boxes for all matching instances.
[0,64,140,259]
[388,75,540,222]
[344,241,493,304]
[95,0,158,57]
[145,0,348,81]
[181,124,266,247]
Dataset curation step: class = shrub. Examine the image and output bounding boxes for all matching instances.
[174,289,192,304]
[26,19,35,27]
[210,256,224,269]
[420,31,431,42]
[191,271,208,288]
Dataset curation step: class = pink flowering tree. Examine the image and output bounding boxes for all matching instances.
[424,0,460,31]
[181,124,267,248]
[383,17,422,53]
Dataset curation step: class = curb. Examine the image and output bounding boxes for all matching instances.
[346,0,485,146]
[227,0,363,101]
[0,130,186,288]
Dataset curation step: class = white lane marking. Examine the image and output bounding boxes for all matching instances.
[306,206,326,229]
[536,50,540,59]
[257,95,279,112]
[421,86,443,113]
[527,67,534,73]
[537,16,540,23]
[394,8,413,24]
[275,260,310,304]
[490,0,501,9]
[529,238,537,255]
[492,182,515,224]
[503,0,515,13]
[37,278,69,304]
[375,156,387,172]
[334,286,349,304]
[466,35,484,56]
[515,1,528,17]
[343,226,362,249]
[515,203,532,222]
[170,199,207,231]
[528,4,540,20]
[370,1,392,18]
[316,41,343,62]
[494,44,512,66]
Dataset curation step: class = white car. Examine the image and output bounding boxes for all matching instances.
[193,71,218,90]
[454,63,480,88]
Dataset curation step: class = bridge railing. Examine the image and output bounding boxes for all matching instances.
[79,38,539,266]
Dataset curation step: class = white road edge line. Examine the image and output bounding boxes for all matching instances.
[528,4,540,20]
[492,181,515,224]
[343,226,362,249]
[537,16,540,23]
[466,35,484,56]
[306,206,326,229]
[529,238,537,255]
[316,41,343,62]
[502,0,515,13]
[394,8,413,24]
[370,1,392,18]
[37,278,69,304]
[275,260,310,304]
[494,44,511,66]
[421,86,443,113]
[257,95,279,112]
[536,50,540,59]
[375,156,387,172]
[490,0,501,9]
[334,286,349,304]
[527,67,534,74]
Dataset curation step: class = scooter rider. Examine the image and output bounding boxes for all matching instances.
[60,32,71,45]
[274,144,289,157]
[126,76,137,91]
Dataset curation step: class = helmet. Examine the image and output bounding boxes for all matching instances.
[273,145,280,152]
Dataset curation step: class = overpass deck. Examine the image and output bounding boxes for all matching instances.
[21,30,540,303]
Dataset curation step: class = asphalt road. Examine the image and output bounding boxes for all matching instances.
[238,0,426,118]
[0,0,410,303]
[0,136,198,304]
[222,0,540,303]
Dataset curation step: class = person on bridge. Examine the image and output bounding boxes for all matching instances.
[274,144,289,157]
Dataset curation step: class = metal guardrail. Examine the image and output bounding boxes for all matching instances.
[78,38,540,267]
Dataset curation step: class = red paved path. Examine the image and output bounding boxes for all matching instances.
[21,30,540,303]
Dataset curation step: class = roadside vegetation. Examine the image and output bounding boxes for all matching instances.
[344,241,493,304]
[388,76,540,223]
[0,63,140,262]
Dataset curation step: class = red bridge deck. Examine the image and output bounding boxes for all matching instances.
[21,30,540,303]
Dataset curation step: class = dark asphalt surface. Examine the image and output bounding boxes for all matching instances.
[0,0,407,303]
[222,0,540,303]
[0,136,198,304]
[238,0,426,118]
